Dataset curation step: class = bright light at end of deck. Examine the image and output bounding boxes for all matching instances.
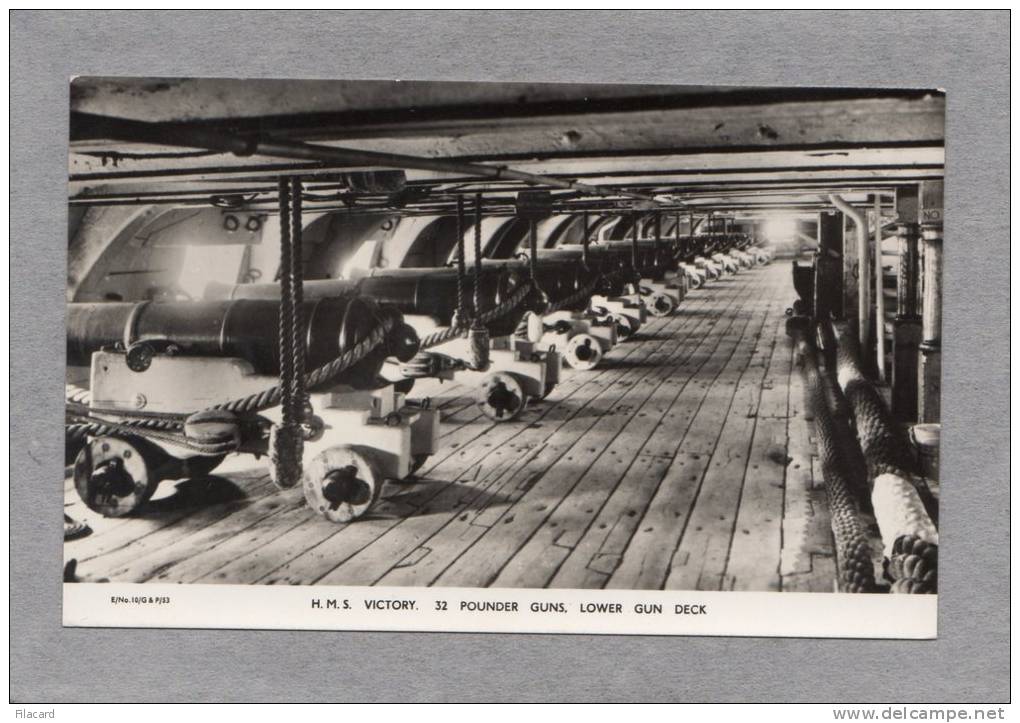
[762,216,797,242]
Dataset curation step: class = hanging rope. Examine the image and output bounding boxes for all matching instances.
[214,313,395,413]
[415,281,531,351]
[289,177,307,415]
[65,186,399,461]
[270,176,306,489]
[452,195,468,329]
[467,193,490,370]
[543,276,600,315]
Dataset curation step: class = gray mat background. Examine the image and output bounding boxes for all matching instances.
[10,10,1009,703]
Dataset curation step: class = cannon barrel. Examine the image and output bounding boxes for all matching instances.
[67,296,411,387]
[536,246,631,274]
[541,243,668,277]
[206,266,523,336]
[597,241,679,278]
[479,258,601,310]
[536,246,639,295]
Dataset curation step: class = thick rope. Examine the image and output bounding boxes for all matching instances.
[792,319,876,592]
[831,321,938,511]
[278,179,296,425]
[66,315,394,457]
[830,320,938,593]
[466,193,490,370]
[65,416,233,456]
[545,276,601,315]
[66,305,395,424]
[529,219,539,284]
[270,177,305,488]
[472,193,484,318]
[417,281,531,351]
[289,178,307,415]
[65,383,90,406]
[453,195,468,327]
[215,314,395,413]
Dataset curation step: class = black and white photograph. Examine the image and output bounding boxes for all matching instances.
[62,76,944,637]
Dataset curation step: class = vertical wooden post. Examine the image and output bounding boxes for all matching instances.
[891,186,922,421]
[815,210,844,320]
[918,180,943,423]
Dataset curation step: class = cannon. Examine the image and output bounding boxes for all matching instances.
[206,267,525,338]
[534,246,648,339]
[65,295,440,523]
[597,240,687,316]
[209,265,559,423]
[711,252,740,275]
[480,257,618,371]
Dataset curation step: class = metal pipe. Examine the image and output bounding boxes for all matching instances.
[71,112,670,206]
[873,195,886,382]
[828,194,870,351]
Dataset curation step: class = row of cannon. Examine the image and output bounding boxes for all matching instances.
[65,230,772,524]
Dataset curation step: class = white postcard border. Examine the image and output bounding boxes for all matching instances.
[64,583,937,639]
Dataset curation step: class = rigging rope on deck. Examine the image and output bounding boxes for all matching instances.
[829,319,939,594]
[789,316,877,593]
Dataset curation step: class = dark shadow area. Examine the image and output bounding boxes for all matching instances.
[144,475,251,514]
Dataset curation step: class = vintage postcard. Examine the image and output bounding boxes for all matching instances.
[63,77,944,637]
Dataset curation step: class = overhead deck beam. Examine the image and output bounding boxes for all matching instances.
[71,112,677,208]
[70,144,945,188]
[71,81,944,166]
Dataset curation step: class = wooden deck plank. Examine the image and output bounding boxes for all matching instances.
[65,468,275,566]
[316,292,721,586]
[592,275,782,590]
[721,314,791,592]
[661,283,784,591]
[779,344,838,592]
[496,273,770,589]
[416,285,755,588]
[219,297,708,585]
[594,280,780,590]
[64,263,836,592]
